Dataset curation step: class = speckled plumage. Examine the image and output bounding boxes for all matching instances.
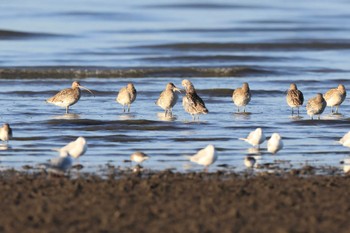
[116,83,137,112]
[232,82,251,112]
[182,79,208,120]
[324,84,346,113]
[286,83,304,116]
[156,83,180,117]
[46,81,94,114]
[306,93,326,119]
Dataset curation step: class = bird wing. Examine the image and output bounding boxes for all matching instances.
[47,88,73,103]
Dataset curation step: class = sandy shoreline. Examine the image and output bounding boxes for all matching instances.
[0,170,349,233]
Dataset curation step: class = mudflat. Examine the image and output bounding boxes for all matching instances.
[0,170,349,233]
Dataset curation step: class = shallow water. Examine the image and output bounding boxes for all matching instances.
[0,0,350,173]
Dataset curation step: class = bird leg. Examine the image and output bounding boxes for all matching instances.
[128,104,131,112]
[66,106,69,114]
[291,108,294,116]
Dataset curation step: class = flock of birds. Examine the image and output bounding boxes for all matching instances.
[46,80,346,120]
[0,79,349,174]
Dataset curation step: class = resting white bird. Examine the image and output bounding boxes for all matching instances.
[55,137,87,159]
[267,133,283,154]
[339,131,350,147]
[188,144,217,171]
[239,128,266,148]
[130,152,149,164]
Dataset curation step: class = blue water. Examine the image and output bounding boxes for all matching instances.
[0,0,350,173]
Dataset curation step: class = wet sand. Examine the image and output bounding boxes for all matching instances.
[0,170,349,233]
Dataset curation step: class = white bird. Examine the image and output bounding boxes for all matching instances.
[56,137,87,159]
[344,158,350,173]
[0,123,12,143]
[188,144,217,170]
[239,128,266,148]
[130,152,149,164]
[267,133,284,154]
[244,156,256,168]
[339,131,350,147]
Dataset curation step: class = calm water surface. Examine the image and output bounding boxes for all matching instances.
[0,0,350,173]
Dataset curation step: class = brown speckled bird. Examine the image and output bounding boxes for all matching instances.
[286,83,304,116]
[232,82,251,112]
[306,93,326,120]
[46,81,94,114]
[323,84,346,113]
[116,83,137,113]
[182,79,208,120]
[156,82,181,117]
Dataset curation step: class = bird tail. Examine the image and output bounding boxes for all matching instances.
[239,138,247,141]
[183,155,192,160]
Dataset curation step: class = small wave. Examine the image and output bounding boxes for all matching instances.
[140,55,287,63]
[136,40,350,51]
[0,66,277,79]
[0,29,63,40]
[142,3,265,9]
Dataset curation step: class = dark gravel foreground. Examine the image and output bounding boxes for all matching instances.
[0,170,349,233]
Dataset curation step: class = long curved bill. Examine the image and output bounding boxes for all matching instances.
[79,85,95,97]
[174,87,182,93]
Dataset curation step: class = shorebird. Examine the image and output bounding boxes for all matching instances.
[286,83,304,116]
[182,79,208,120]
[244,156,256,168]
[339,131,350,147]
[267,133,283,154]
[306,93,326,120]
[232,82,251,112]
[130,152,149,164]
[55,137,87,160]
[46,150,73,174]
[324,84,346,114]
[116,83,137,112]
[0,123,12,144]
[46,81,94,114]
[187,144,217,171]
[156,82,181,117]
[239,128,266,148]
